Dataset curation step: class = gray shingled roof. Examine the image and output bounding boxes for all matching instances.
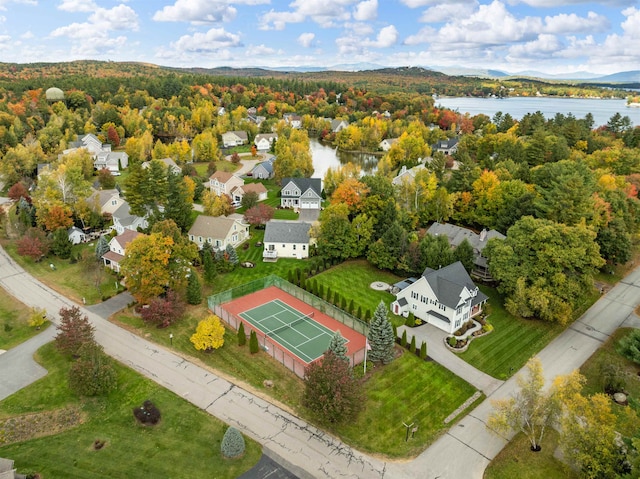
[427,222,505,255]
[421,261,488,309]
[281,178,322,197]
[264,221,311,244]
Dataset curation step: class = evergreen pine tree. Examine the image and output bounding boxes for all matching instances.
[364,309,372,322]
[237,322,246,346]
[325,287,332,302]
[95,234,110,260]
[249,330,259,354]
[367,301,395,364]
[164,172,194,232]
[420,341,427,359]
[221,427,246,458]
[356,305,363,321]
[186,272,202,305]
[203,248,216,284]
[326,330,349,362]
[288,269,294,283]
[410,335,416,354]
[52,228,72,259]
[348,299,355,315]
[318,284,325,300]
[341,297,347,310]
[401,329,407,347]
[225,244,239,266]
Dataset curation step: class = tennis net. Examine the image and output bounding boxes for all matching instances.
[265,312,314,337]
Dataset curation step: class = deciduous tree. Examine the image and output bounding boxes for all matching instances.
[120,233,173,303]
[190,315,225,351]
[303,350,364,424]
[55,306,95,357]
[16,228,50,261]
[244,203,274,228]
[139,290,185,328]
[68,342,117,397]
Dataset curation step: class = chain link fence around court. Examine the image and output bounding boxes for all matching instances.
[208,275,369,378]
[208,274,370,336]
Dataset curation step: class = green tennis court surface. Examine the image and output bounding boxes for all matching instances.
[239,299,342,363]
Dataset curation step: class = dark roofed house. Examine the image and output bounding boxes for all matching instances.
[263,220,313,261]
[280,177,322,210]
[390,261,488,334]
[251,157,275,179]
[432,137,460,156]
[427,222,505,281]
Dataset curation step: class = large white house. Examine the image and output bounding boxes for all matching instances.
[263,220,313,261]
[391,261,488,335]
[63,133,128,173]
[102,230,144,272]
[221,130,248,148]
[254,133,278,151]
[280,178,322,210]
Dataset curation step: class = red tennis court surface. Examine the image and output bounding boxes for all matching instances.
[221,286,366,368]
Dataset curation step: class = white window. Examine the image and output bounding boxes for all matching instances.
[293,244,296,250]
[198,236,202,242]
[302,245,306,250]
[284,190,290,195]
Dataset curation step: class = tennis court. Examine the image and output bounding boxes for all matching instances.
[239,299,340,363]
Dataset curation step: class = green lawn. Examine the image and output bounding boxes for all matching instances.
[312,259,402,324]
[114,306,305,409]
[485,430,576,479]
[1,241,120,306]
[579,328,640,436]
[458,286,567,379]
[0,343,261,478]
[330,350,480,458]
[0,289,48,350]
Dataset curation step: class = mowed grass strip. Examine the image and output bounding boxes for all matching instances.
[484,430,576,479]
[0,288,46,350]
[114,306,305,409]
[312,260,402,323]
[0,343,261,478]
[458,286,566,379]
[332,350,479,458]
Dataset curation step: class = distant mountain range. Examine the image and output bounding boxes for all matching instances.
[263,63,640,83]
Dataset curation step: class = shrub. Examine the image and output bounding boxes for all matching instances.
[237,322,246,346]
[133,400,161,425]
[400,330,407,347]
[28,307,47,329]
[420,341,427,359]
[448,336,457,347]
[249,330,259,354]
[409,335,416,354]
[482,322,494,333]
[221,426,246,458]
[69,342,117,397]
[405,313,415,327]
[139,291,185,328]
[617,329,640,365]
[600,361,625,395]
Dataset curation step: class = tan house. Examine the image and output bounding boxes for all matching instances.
[209,171,244,196]
[102,230,144,272]
[231,183,268,204]
[88,188,125,216]
[188,215,249,251]
[221,130,248,148]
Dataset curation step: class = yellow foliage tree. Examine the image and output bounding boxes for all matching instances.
[190,315,225,351]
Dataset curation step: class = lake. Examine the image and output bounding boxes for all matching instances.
[310,138,379,180]
[434,96,640,127]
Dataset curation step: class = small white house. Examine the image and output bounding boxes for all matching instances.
[379,138,398,151]
[67,226,87,245]
[263,221,312,261]
[254,133,278,151]
[221,131,248,148]
[391,261,488,335]
[102,230,144,272]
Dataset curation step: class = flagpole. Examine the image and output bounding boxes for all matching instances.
[364,338,368,374]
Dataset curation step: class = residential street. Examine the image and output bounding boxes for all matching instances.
[1,241,640,478]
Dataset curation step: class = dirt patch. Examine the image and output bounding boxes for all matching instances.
[0,406,84,446]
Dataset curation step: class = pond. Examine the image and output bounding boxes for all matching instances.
[310,138,379,180]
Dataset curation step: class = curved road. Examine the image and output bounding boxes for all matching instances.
[2,242,640,478]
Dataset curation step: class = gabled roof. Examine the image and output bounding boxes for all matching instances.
[210,171,242,184]
[427,222,505,255]
[281,177,322,197]
[239,183,267,196]
[252,160,274,174]
[112,229,143,249]
[255,133,277,143]
[432,137,459,150]
[142,157,181,174]
[421,261,488,309]
[188,215,242,239]
[264,221,311,244]
[222,130,248,140]
[112,202,145,228]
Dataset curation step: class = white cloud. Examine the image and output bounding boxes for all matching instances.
[297,32,315,48]
[404,26,436,45]
[246,44,278,56]
[57,0,97,12]
[353,0,377,22]
[507,33,562,60]
[20,30,33,39]
[543,12,609,35]
[171,28,242,53]
[363,25,398,48]
[0,0,36,11]
[153,0,268,24]
[400,0,475,9]
[50,4,138,43]
[343,21,373,36]
[509,0,635,7]
[261,0,358,30]
[419,3,476,23]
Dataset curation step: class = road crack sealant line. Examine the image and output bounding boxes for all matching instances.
[445,430,495,462]
[567,325,606,343]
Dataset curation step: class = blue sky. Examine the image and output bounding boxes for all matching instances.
[1,0,639,75]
